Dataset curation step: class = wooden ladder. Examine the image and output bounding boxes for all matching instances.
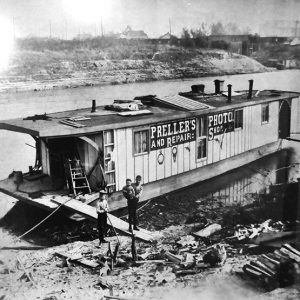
[67,159,91,196]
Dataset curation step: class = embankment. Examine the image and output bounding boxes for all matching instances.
[0,45,271,93]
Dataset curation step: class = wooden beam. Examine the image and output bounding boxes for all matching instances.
[51,198,153,242]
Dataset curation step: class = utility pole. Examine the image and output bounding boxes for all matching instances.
[169,17,172,36]
[101,17,104,37]
[65,20,68,40]
[12,16,16,40]
[49,21,52,38]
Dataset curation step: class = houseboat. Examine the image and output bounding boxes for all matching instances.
[0,80,299,214]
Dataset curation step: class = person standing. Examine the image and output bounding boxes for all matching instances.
[122,178,137,232]
[132,175,143,229]
[96,189,109,245]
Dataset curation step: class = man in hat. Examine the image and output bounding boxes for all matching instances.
[96,189,109,245]
[132,175,143,229]
[122,178,138,232]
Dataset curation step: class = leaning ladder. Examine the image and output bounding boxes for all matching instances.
[68,159,91,196]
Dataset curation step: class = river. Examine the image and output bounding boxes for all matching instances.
[0,70,300,299]
[0,69,300,179]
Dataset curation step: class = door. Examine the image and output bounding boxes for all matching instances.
[279,100,291,139]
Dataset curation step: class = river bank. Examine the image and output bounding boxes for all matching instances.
[0,46,271,93]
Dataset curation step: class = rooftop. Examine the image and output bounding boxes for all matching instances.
[0,89,298,138]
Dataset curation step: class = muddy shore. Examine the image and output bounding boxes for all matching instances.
[1,185,300,299]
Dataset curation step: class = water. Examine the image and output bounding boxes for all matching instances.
[1,69,300,179]
[0,70,300,299]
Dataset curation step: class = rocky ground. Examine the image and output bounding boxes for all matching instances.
[0,45,271,93]
[1,190,300,300]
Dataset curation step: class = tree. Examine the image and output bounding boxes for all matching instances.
[181,28,194,47]
[211,22,226,35]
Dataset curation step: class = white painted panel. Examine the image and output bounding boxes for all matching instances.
[164,147,172,178]
[125,128,134,180]
[177,143,184,173]
[189,141,196,170]
[149,150,157,182]
[134,155,144,182]
[116,129,127,191]
[226,131,231,158]
[220,133,227,160]
[183,142,190,172]
[41,139,50,175]
[207,140,213,164]
[291,97,300,137]
[143,155,149,184]
[234,130,239,155]
[212,138,220,163]
[196,160,204,168]
[251,102,279,149]
[230,131,235,158]
[171,146,178,176]
[157,149,165,180]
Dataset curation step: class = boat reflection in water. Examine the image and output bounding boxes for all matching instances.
[170,148,300,207]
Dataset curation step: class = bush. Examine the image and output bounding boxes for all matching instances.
[211,40,230,50]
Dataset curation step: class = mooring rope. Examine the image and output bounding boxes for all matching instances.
[16,198,72,240]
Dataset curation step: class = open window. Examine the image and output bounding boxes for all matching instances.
[234,109,243,129]
[261,104,269,124]
[133,129,149,155]
[197,116,207,160]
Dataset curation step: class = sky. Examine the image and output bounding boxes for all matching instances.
[0,0,300,38]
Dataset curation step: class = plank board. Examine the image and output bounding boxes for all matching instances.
[52,198,153,242]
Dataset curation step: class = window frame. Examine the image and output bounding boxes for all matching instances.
[133,127,150,156]
[196,116,208,161]
[234,108,244,130]
[261,103,270,124]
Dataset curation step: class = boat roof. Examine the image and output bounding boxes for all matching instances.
[0,90,298,138]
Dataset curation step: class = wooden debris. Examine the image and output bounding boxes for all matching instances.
[164,252,182,264]
[193,223,222,238]
[55,251,99,268]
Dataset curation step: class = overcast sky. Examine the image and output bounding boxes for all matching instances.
[1,0,300,38]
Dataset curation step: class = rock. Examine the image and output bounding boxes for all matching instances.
[203,248,222,267]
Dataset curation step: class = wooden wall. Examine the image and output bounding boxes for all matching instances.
[113,101,283,191]
[40,139,50,175]
[291,97,300,137]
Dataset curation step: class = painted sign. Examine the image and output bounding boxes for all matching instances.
[208,111,234,141]
[150,118,196,150]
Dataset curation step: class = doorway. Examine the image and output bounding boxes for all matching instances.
[278,100,291,139]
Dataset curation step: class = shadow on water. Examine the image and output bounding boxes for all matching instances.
[135,148,300,230]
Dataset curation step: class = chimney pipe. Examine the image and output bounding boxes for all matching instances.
[191,84,205,94]
[247,79,254,99]
[227,84,232,103]
[91,99,97,113]
[214,80,220,94]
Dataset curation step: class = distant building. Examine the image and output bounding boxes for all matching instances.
[158,32,177,40]
[290,37,300,46]
[119,26,148,39]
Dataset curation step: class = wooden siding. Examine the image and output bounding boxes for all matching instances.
[110,100,286,191]
[41,139,50,175]
[291,97,300,137]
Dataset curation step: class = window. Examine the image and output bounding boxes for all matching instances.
[134,130,149,155]
[234,109,243,129]
[198,116,207,137]
[197,116,207,160]
[261,104,269,123]
[197,137,207,159]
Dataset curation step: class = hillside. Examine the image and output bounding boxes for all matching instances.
[0,43,271,93]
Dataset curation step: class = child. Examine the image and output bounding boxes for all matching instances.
[96,189,109,245]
